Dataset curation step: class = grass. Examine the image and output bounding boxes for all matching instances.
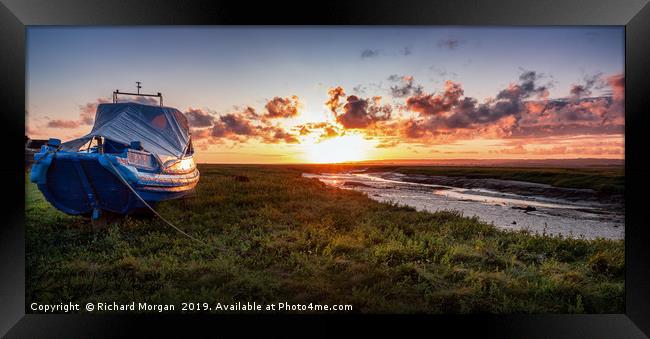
[299,164,624,194]
[26,164,624,313]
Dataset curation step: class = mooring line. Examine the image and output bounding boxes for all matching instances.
[105,158,208,246]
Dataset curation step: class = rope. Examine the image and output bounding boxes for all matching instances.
[105,158,208,246]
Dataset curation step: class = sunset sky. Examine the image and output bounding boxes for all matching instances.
[26,27,624,164]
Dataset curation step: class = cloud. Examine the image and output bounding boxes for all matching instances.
[362,46,413,59]
[352,84,366,94]
[208,112,298,144]
[191,106,300,145]
[43,71,624,157]
[509,96,623,138]
[491,144,573,156]
[47,119,80,129]
[79,104,98,125]
[294,122,341,140]
[405,80,464,116]
[570,73,605,99]
[258,125,300,144]
[191,95,303,145]
[570,84,591,98]
[493,144,527,155]
[491,141,623,157]
[78,97,112,126]
[320,124,341,140]
[607,73,624,102]
[402,119,425,139]
[78,96,156,128]
[189,127,212,140]
[388,75,424,98]
[25,124,39,136]
[326,87,395,129]
[325,86,346,115]
[185,108,215,127]
[331,94,392,129]
[114,95,161,106]
[351,82,384,96]
[531,146,568,155]
[189,71,623,156]
[45,97,112,130]
[360,49,380,58]
[376,139,399,148]
[430,66,457,80]
[263,95,300,119]
[235,105,259,119]
[494,71,550,104]
[386,74,401,82]
[400,71,623,142]
[213,113,256,137]
[298,125,310,136]
[437,38,466,50]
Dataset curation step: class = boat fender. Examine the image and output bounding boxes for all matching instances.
[29,149,55,184]
[46,138,61,148]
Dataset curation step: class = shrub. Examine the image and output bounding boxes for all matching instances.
[588,251,624,278]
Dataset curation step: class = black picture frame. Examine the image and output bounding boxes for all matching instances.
[1,0,649,337]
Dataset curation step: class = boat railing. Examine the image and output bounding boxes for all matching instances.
[113,82,163,106]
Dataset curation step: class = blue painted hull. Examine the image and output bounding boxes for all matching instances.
[30,149,199,217]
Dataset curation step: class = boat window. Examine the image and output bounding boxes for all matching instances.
[79,138,97,152]
[104,139,128,154]
[127,151,157,170]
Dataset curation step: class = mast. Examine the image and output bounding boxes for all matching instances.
[113,82,163,106]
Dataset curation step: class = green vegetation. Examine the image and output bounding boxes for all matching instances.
[300,165,625,194]
[26,165,624,313]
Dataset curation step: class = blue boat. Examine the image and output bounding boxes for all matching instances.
[30,89,200,220]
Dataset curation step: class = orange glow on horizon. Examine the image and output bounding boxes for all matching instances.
[188,133,624,164]
[302,134,374,164]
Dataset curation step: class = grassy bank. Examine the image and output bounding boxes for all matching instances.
[299,164,624,194]
[26,165,624,313]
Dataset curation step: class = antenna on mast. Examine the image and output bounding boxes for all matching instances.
[136,81,142,94]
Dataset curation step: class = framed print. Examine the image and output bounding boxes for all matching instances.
[1,0,649,337]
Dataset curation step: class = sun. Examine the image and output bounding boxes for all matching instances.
[303,134,372,163]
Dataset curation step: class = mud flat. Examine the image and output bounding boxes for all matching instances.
[303,171,624,240]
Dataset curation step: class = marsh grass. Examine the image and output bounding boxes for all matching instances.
[26,165,624,313]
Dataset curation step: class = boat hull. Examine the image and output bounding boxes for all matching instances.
[30,150,199,216]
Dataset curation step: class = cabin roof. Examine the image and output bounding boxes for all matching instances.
[62,102,191,167]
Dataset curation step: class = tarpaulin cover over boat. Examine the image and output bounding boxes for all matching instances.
[62,102,191,166]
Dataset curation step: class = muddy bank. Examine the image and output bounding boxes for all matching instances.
[372,172,624,207]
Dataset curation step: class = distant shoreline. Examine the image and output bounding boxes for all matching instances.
[347,158,625,168]
[195,158,624,168]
